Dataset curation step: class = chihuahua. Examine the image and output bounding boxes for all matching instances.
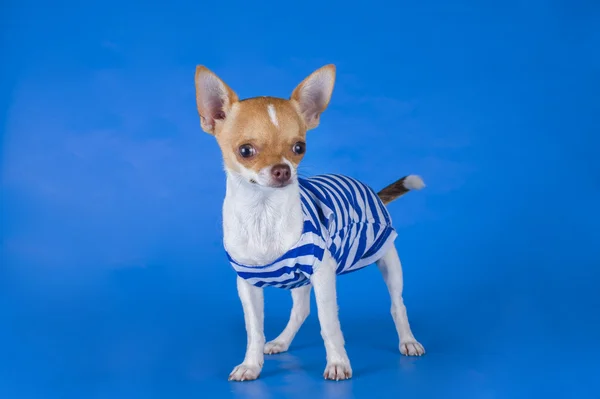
[194,64,425,381]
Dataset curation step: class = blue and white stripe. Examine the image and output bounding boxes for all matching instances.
[227,174,398,289]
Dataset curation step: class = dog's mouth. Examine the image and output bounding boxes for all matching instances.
[249,178,293,188]
[271,180,293,188]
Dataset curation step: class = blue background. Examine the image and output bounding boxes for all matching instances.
[2,0,599,398]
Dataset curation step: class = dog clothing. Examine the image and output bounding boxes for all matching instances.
[226,174,398,289]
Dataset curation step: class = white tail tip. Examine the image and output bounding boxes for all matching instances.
[403,175,425,190]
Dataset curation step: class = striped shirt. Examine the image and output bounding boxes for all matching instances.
[226,174,398,289]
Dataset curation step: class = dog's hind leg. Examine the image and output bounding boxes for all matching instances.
[376,245,425,356]
[264,284,311,354]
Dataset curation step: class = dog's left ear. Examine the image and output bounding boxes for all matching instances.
[291,64,336,130]
[195,66,239,135]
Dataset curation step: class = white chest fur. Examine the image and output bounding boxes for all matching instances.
[222,173,304,266]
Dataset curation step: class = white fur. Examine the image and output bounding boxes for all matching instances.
[223,169,303,266]
[311,250,352,380]
[264,284,311,354]
[224,167,302,381]
[376,246,425,356]
[223,164,424,382]
[281,157,295,173]
[403,175,425,190]
[267,104,279,128]
[229,276,265,381]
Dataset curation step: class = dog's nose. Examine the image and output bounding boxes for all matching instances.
[271,164,291,184]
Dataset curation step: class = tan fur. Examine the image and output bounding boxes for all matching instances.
[194,66,238,134]
[377,176,411,205]
[290,64,336,130]
[195,65,336,177]
[216,97,307,174]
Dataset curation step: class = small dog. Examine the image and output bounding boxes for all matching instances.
[194,64,426,381]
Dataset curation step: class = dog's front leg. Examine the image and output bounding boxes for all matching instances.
[229,276,265,381]
[311,250,352,380]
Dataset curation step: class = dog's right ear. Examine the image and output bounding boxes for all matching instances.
[194,66,239,135]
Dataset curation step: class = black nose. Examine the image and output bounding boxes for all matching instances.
[271,164,291,184]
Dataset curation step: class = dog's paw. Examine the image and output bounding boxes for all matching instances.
[264,340,289,355]
[323,361,353,381]
[400,340,425,356]
[228,363,261,382]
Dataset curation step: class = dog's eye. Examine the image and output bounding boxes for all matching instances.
[238,144,256,158]
[292,141,306,155]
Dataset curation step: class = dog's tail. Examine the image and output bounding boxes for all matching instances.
[377,175,425,205]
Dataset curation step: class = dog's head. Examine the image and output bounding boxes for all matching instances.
[194,65,336,188]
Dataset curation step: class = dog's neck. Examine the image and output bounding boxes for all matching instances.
[222,171,304,266]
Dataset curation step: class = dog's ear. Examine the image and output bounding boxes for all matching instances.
[194,66,239,135]
[291,64,336,130]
